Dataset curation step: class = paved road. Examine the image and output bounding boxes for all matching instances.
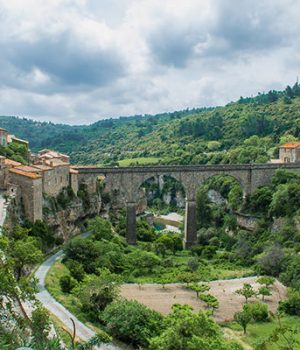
[35,249,122,350]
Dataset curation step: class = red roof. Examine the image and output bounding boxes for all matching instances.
[280,142,300,149]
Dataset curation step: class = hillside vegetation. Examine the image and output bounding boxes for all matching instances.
[1,83,300,166]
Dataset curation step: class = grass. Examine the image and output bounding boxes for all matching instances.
[117,157,164,166]
[225,316,300,349]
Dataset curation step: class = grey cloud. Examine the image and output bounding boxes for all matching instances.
[148,25,205,68]
[1,30,125,93]
[212,1,289,53]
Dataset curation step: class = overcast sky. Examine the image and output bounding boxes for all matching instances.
[0,0,299,124]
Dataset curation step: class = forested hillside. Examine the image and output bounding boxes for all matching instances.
[1,83,300,165]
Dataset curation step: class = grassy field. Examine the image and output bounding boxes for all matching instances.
[225,316,300,349]
[117,157,164,166]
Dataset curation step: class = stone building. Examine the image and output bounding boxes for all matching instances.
[279,142,300,163]
[0,128,8,147]
[37,149,70,163]
[0,135,79,222]
[9,167,43,222]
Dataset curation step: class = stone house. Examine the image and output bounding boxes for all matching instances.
[0,128,8,147]
[279,142,300,163]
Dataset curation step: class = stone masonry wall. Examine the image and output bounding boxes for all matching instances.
[42,165,70,197]
[9,172,43,222]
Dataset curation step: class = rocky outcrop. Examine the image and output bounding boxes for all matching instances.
[43,192,102,241]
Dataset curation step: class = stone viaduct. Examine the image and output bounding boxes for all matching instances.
[74,163,300,247]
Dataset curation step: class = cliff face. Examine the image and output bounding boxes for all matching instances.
[43,192,103,241]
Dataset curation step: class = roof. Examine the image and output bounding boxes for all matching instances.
[0,128,7,132]
[44,158,69,167]
[38,150,69,159]
[33,164,53,171]
[4,159,22,167]
[7,134,29,144]
[70,168,79,174]
[9,168,42,179]
[280,142,300,149]
[15,165,41,173]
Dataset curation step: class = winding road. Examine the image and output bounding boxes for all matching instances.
[35,248,122,350]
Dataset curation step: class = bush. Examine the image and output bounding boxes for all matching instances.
[101,299,163,347]
[65,259,85,282]
[243,302,269,322]
[88,216,113,241]
[59,275,76,293]
[187,257,199,272]
[279,289,300,316]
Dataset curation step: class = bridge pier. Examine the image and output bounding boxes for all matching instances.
[126,202,137,245]
[184,199,197,248]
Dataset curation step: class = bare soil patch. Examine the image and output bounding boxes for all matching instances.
[121,277,286,322]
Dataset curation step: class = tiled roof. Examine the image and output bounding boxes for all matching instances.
[15,165,41,173]
[280,142,300,149]
[9,168,42,179]
[44,159,69,167]
[4,159,22,167]
[33,164,53,171]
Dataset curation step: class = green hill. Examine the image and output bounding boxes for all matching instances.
[1,83,300,165]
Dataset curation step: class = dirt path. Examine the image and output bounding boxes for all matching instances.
[121,277,287,322]
[223,328,253,350]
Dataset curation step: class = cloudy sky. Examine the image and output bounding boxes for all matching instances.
[0,0,299,124]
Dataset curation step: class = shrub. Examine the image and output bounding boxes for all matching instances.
[243,302,269,322]
[88,216,113,241]
[59,275,76,293]
[101,299,163,347]
[65,259,85,282]
[279,289,300,316]
[77,269,121,316]
[187,257,199,272]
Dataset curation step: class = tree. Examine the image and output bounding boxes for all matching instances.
[187,257,199,272]
[243,302,269,322]
[177,272,199,286]
[234,310,252,334]
[65,259,85,282]
[258,287,272,301]
[199,293,219,315]
[188,283,210,297]
[88,216,113,241]
[149,305,241,350]
[9,235,43,281]
[127,250,161,275]
[279,289,300,316]
[257,244,285,276]
[257,276,275,288]
[30,306,51,345]
[60,275,76,293]
[77,268,121,317]
[101,299,163,347]
[235,283,256,303]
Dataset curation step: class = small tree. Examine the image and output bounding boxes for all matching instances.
[258,287,272,301]
[187,257,199,272]
[159,276,173,289]
[199,293,219,315]
[257,276,275,288]
[235,283,257,303]
[188,283,210,297]
[234,310,252,334]
[30,306,51,345]
[177,272,199,287]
